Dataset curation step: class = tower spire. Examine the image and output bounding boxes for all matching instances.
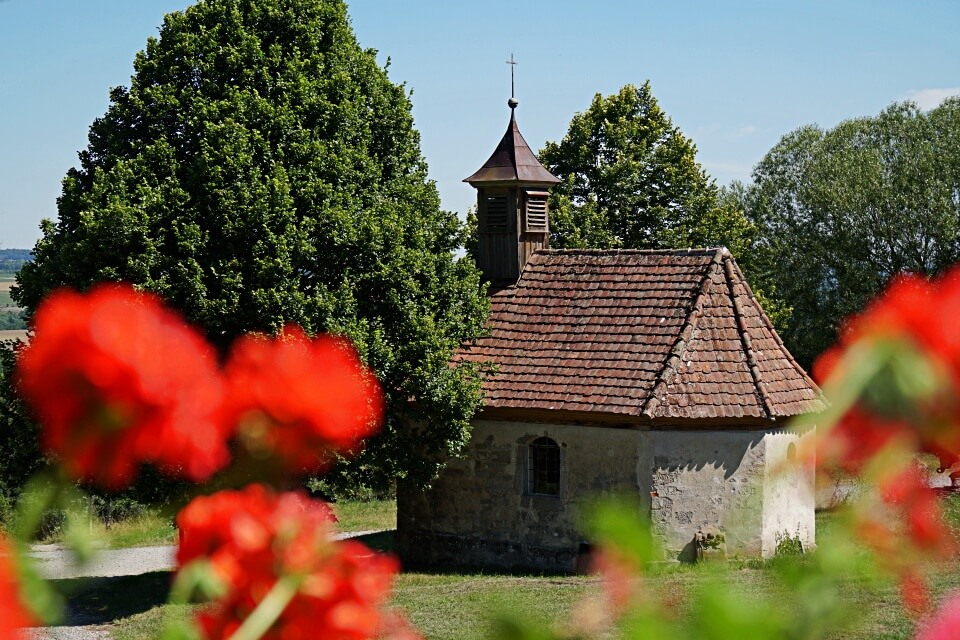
[464,59,559,286]
[506,53,518,110]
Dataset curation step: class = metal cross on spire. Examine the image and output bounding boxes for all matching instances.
[506,54,518,109]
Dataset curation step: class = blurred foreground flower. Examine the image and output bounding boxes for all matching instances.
[0,535,36,634]
[814,270,960,475]
[917,591,960,640]
[223,327,384,475]
[16,283,229,489]
[177,485,402,640]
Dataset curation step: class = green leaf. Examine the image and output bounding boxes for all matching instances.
[584,497,658,566]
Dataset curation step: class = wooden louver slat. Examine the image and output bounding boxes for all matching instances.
[486,195,509,231]
[525,191,548,231]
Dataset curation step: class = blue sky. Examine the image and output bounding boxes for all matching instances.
[1,0,958,249]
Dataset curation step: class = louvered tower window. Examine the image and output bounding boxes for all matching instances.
[485,194,509,231]
[524,190,549,231]
[527,437,560,496]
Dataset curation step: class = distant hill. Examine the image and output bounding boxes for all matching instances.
[0,249,30,273]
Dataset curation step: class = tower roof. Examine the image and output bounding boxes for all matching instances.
[464,110,560,186]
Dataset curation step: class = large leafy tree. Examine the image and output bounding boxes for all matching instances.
[536,83,789,329]
[744,98,960,368]
[13,0,488,490]
[538,83,754,256]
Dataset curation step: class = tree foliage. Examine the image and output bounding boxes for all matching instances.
[538,83,754,256]
[0,342,41,508]
[13,0,488,490]
[744,98,960,368]
[535,83,790,330]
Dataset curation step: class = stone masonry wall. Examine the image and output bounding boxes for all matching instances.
[397,420,647,573]
[650,430,767,558]
[650,428,816,559]
[398,421,817,571]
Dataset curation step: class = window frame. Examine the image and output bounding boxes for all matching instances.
[526,436,561,497]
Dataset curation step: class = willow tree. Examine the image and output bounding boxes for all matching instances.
[14,0,488,491]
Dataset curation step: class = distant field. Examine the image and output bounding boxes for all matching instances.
[0,329,28,342]
[0,275,27,331]
[0,275,15,308]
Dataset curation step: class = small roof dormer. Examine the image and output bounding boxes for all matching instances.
[465,95,560,287]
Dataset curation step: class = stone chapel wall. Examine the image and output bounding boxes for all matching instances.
[649,427,815,559]
[398,421,817,571]
[397,420,648,573]
[649,430,767,558]
[761,428,816,555]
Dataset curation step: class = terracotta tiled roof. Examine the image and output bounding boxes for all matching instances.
[457,248,825,423]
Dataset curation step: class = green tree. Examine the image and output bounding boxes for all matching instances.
[745,98,960,368]
[536,83,789,330]
[538,83,754,256]
[13,0,488,491]
[0,341,41,517]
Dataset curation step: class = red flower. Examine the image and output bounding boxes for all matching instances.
[878,467,954,555]
[813,268,960,476]
[222,327,384,474]
[177,485,405,639]
[591,548,640,614]
[900,569,931,617]
[917,591,960,640]
[16,283,230,489]
[0,536,37,633]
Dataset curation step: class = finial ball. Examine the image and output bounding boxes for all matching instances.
[508,97,519,109]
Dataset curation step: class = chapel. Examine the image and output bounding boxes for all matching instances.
[396,96,825,572]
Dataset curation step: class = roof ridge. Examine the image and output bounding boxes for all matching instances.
[721,255,776,420]
[722,255,826,409]
[641,249,724,418]
[536,247,729,259]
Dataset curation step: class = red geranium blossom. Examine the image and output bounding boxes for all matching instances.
[177,485,402,640]
[16,283,230,489]
[0,535,37,634]
[812,269,960,486]
[917,591,960,640]
[222,327,384,474]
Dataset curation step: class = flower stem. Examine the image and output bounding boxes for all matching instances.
[228,574,302,640]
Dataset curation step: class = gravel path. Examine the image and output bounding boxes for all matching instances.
[29,545,179,581]
[21,530,389,640]
[19,627,111,640]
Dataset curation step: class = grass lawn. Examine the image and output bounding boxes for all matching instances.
[95,513,178,549]
[36,510,178,549]
[80,496,960,638]
[30,498,394,551]
[331,498,397,533]
[106,561,952,640]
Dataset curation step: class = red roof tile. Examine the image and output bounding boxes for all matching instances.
[457,248,825,423]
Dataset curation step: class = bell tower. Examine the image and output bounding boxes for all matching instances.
[464,71,560,286]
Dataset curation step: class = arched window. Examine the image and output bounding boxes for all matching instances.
[528,437,560,496]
